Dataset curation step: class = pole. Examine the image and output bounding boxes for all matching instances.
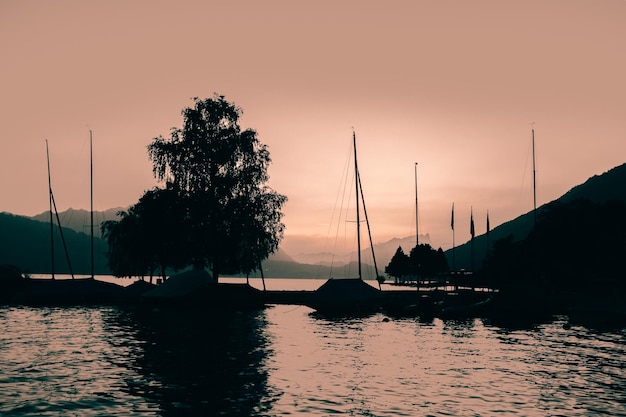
[353,131,362,280]
[358,172,381,289]
[532,127,537,226]
[451,202,456,273]
[46,140,55,280]
[470,206,475,274]
[90,130,94,279]
[415,162,418,247]
[259,262,266,292]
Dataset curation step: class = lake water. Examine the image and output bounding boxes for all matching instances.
[1,278,625,416]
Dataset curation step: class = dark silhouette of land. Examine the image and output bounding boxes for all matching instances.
[447,163,626,271]
[0,89,626,323]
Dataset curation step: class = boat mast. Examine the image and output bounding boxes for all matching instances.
[46,140,75,279]
[357,171,381,289]
[532,126,537,226]
[90,130,94,279]
[353,131,362,280]
[46,140,55,280]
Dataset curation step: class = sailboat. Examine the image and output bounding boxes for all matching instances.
[306,132,383,315]
[11,133,126,305]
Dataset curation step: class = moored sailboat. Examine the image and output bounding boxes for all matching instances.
[11,133,129,305]
[306,132,383,315]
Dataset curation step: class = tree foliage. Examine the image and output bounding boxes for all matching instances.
[384,244,449,281]
[102,95,287,280]
[385,246,410,282]
[101,187,187,279]
[146,95,286,278]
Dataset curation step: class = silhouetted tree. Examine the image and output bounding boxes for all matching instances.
[131,186,188,280]
[101,210,146,278]
[385,246,410,283]
[409,243,449,278]
[146,95,287,280]
[384,244,449,283]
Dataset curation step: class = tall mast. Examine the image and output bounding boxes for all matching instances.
[47,140,75,279]
[353,131,362,280]
[358,171,381,288]
[532,127,537,226]
[415,162,418,247]
[90,130,94,279]
[46,140,55,280]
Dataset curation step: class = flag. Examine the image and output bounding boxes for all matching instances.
[470,207,475,238]
[486,211,490,233]
[451,203,454,231]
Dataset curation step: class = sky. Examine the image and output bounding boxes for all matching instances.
[2,0,625,255]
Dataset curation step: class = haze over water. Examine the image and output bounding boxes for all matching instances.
[1,279,625,416]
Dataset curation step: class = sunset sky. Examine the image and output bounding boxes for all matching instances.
[2,1,625,254]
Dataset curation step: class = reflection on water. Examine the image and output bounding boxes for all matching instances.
[109,307,275,416]
[0,306,273,416]
[1,304,625,416]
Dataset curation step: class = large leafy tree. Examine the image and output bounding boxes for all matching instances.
[147,95,286,279]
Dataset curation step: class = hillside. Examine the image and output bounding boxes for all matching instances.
[447,162,626,271]
[1,210,298,277]
[0,212,110,274]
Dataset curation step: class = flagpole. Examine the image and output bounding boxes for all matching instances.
[486,210,490,252]
[470,206,475,274]
[451,202,455,272]
[90,130,94,280]
[414,162,418,247]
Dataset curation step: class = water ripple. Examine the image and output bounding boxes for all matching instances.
[1,305,625,416]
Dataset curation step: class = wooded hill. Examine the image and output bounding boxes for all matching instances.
[448,162,626,272]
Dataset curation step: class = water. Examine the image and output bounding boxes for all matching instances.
[1,279,625,416]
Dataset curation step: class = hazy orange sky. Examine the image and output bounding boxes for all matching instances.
[2,0,625,254]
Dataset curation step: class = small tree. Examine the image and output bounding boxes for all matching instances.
[409,243,449,279]
[385,246,410,283]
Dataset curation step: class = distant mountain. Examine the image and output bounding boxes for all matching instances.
[31,207,125,235]
[370,234,432,269]
[447,162,626,271]
[244,259,383,280]
[291,234,431,270]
